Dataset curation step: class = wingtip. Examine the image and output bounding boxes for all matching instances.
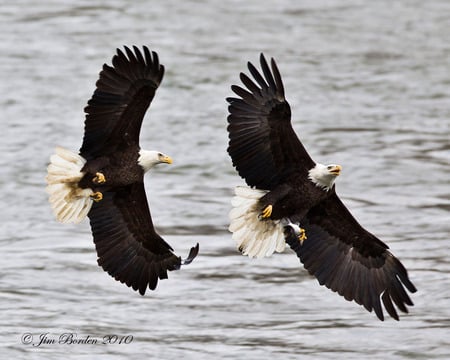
[116,47,125,57]
[138,287,146,296]
[259,52,267,63]
[247,60,255,71]
[182,243,199,265]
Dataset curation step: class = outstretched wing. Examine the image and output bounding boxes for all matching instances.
[88,183,199,294]
[285,192,417,321]
[227,54,315,190]
[80,46,164,160]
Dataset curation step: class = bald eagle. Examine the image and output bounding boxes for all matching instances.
[226,54,417,321]
[46,46,199,294]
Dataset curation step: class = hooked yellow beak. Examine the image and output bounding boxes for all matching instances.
[162,155,173,165]
[328,165,342,176]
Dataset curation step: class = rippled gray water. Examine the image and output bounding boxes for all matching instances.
[1,1,449,359]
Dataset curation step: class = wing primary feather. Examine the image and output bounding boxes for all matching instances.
[158,265,169,280]
[124,46,138,65]
[152,50,160,70]
[247,61,268,90]
[271,58,285,99]
[148,263,159,290]
[239,72,261,94]
[182,243,200,265]
[133,45,145,64]
[144,46,153,68]
[371,288,384,321]
[389,279,410,313]
[128,258,146,291]
[391,256,417,294]
[259,53,276,90]
[138,264,150,295]
[231,85,260,106]
[113,48,130,76]
[382,291,399,320]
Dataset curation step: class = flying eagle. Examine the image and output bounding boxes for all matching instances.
[226,54,417,321]
[46,46,199,294]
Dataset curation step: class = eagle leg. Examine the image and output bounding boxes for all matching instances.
[298,227,307,243]
[93,172,106,184]
[90,191,103,202]
[259,204,273,219]
[258,184,292,220]
[283,219,307,244]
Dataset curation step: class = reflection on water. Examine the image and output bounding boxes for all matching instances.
[1,0,449,359]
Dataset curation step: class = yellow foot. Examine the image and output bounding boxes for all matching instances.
[90,191,103,202]
[298,228,307,244]
[260,204,273,219]
[93,172,106,184]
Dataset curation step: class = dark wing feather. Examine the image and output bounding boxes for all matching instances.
[227,54,315,190]
[285,193,416,321]
[88,183,198,294]
[80,46,164,160]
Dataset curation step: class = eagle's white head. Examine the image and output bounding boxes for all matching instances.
[138,150,173,173]
[308,163,342,191]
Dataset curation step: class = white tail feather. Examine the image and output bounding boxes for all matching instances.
[46,147,93,224]
[229,186,286,258]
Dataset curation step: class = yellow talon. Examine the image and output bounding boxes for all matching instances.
[90,191,103,202]
[298,228,307,244]
[93,172,106,184]
[261,204,273,219]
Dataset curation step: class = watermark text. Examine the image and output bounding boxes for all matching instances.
[21,332,133,347]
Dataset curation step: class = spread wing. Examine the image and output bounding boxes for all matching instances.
[80,46,164,160]
[227,54,315,190]
[285,192,417,321]
[88,183,199,294]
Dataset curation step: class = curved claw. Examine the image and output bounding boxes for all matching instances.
[298,228,307,244]
[259,204,273,219]
[90,191,103,202]
[93,172,106,184]
[283,220,307,245]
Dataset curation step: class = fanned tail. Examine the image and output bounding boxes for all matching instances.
[228,186,285,258]
[45,147,93,223]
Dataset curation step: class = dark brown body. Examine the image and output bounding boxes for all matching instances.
[259,177,331,221]
[78,146,143,191]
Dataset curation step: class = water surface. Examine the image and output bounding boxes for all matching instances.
[1,1,449,359]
